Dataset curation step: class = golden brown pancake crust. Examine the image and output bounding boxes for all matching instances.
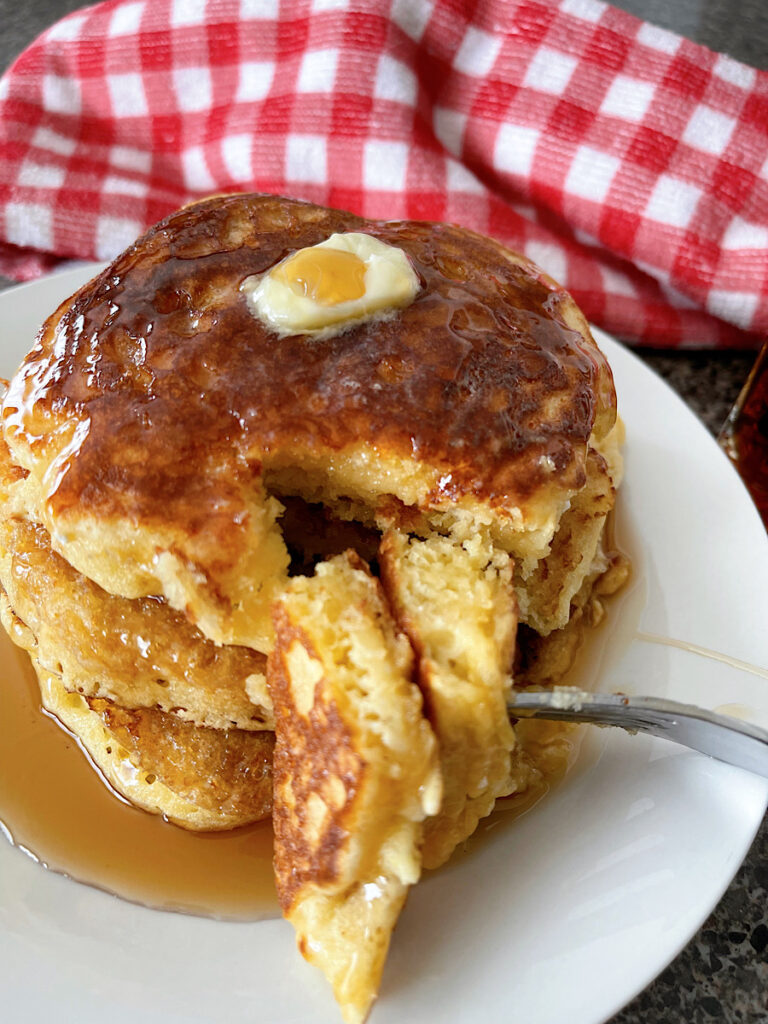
[4,193,613,535]
[86,696,274,822]
[268,608,364,912]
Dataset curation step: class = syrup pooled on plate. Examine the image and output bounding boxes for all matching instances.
[0,633,278,922]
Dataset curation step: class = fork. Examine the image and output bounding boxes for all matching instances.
[508,690,768,777]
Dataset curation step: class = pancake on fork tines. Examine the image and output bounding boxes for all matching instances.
[269,553,441,1024]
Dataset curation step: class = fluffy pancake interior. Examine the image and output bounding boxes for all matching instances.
[268,552,441,1024]
[378,529,518,870]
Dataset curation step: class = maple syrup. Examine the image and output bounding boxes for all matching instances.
[0,636,279,922]
[720,342,768,529]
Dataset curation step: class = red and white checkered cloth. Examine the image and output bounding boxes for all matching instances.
[0,0,766,347]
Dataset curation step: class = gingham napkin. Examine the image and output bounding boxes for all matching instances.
[0,0,766,348]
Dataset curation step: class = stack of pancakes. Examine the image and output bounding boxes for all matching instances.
[0,194,627,1024]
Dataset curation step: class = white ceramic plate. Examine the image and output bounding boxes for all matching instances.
[0,265,766,1024]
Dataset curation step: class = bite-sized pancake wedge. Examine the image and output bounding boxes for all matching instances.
[379,529,518,869]
[2,192,620,654]
[269,552,441,1024]
[0,432,271,731]
[1,592,273,831]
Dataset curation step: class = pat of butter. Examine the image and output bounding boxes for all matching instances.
[242,232,419,338]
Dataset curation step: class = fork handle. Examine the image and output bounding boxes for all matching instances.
[508,691,768,778]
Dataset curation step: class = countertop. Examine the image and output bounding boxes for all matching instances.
[0,2,765,1022]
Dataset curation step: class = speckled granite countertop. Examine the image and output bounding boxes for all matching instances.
[0,1,766,1022]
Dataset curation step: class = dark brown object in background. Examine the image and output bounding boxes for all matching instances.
[719,342,768,529]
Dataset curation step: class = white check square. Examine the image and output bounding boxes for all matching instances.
[636,22,680,55]
[599,265,637,297]
[525,241,567,285]
[47,14,86,40]
[171,0,206,25]
[645,175,702,228]
[682,105,736,155]
[559,0,605,23]
[713,54,756,89]
[5,202,53,248]
[96,216,143,261]
[445,157,484,193]
[493,124,539,177]
[375,55,417,105]
[18,161,66,190]
[181,146,216,191]
[32,127,76,157]
[297,49,339,93]
[222,135,252,182]
[286,135,328,184]
[391,0,433,41]
[107,73,147,117]
[454,26,502,76]
[722,216,768,250]
[434,106,467,156]
[363,140,408,191]
[102,175,148,198]
[174,66,212,113]
[236,62,274,102]
[600,75,655,122]
[109,2,144,36]
[565,146,620,202]
[240,0,279,17]
[706,290,759,330]
[43,74,81,116]
[523,48,578,95]
[110,146,151,173]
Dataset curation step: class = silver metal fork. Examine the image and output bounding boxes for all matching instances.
[508,690,768,778]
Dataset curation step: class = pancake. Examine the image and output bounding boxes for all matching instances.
[0,194,629,1023]
[0,592,273,831]
[378,529,518,870]
[269,552,441,1024]
[0,433,271,731]
[1,193,620,654]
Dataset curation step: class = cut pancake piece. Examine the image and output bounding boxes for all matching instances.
[0,511,272,731]
[379,530,518,870]
[269,552,441,1024]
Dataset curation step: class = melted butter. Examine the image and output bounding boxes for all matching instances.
[0,637,279,922]
[274,248,367,307]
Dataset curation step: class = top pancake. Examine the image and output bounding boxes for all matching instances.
[1,193,618,649]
